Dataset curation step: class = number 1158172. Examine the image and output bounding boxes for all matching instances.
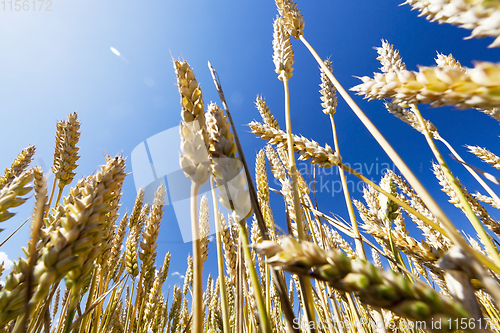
[1,0,52,11]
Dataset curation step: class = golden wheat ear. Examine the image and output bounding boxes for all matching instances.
[257,237,471,326]
[0,145,35,191]
[375,39,406,73]
[275,0,304,39]
[351,62,500,110]
[0,171,33,227]
[52,112,80,190]
[403,0,500,47]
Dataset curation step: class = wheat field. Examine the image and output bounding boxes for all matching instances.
[1,1,500,333]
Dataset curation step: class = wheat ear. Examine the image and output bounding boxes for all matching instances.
[403,0,500,47]
[132,186,165,331]
[255,96,280,130]
[375,39,406,73]
[467,145,500,170]
[0,145,35,191]
[249,121,342,168]
[51,112,81,206]
[108,213,128,275]
[321,59,366,261]
[275,0,304,39]
[139,186,165,287]
[63,155,126,331]
[0,155,125,328]
[352,62,500,110]
[207,103,251,222]
[210,183,231,333]
[474,192,500,210]
[0,172,32,226]
[384,88,500,212]
[256,237,471,328]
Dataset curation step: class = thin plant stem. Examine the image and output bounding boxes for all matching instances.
[135,292,147,332]
[329,293,345,333]
[0,217,30,247]
[99,281,124,332]
[55,289,71,333]
[55,187,63,208]
[124,278,136,333]
[265,263,271,317]
[210,177,230,333]
[191,182,203,333]
[45,177,57,218]
[33,285,58,333]
[91,269,106,333]
[283,76,318,333]
[63,299,77,333]
[329,113,366,259]
[346,293,365,333]
[412,105,500,268]
[283,78,305,241]
[79,267,99,333]
[236,238,244,333]
[314,280,335,333]
[238,218,272,333]
[208,61,299,333]
[302,198,320,246]
[129,283,142,333]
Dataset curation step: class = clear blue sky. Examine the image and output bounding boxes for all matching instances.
[1,0,499,287]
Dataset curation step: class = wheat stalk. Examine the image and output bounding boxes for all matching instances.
[467,145,500,170]
[320,58,367,262]
[175,58,209,333]
[206,101,270,332]
[272,8,319,331]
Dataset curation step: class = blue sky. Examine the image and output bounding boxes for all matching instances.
[1,0,499,287]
